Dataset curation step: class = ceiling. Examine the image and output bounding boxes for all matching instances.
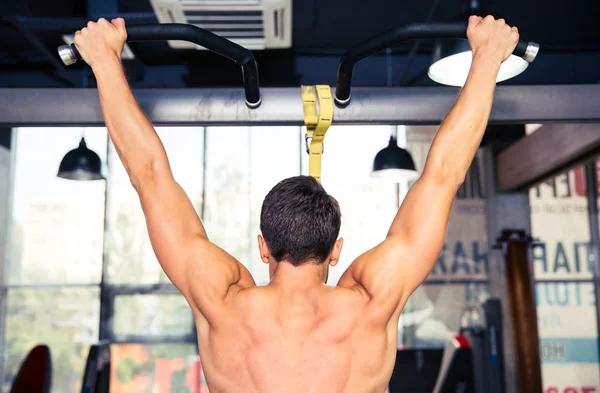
[0,0,599,88]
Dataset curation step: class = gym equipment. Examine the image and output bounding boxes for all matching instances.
[389,348,445,393]
[388,299,505,393]
[57,23,261,108]
[80,341,110,393]
[301,85,333,182]
[432,299,505,393]
[432,336,475,393]
[460,300,505,393]
[335,22,539,107]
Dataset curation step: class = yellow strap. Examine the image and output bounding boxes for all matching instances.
[301,85,333,182]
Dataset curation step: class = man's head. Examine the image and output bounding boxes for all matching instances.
[258,176,343,280]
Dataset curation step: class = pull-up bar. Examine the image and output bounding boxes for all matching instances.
[57,23,261,108]
[335,22,540,107]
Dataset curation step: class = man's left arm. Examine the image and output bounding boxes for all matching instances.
[340,16,519,321]
[75,18,253,317]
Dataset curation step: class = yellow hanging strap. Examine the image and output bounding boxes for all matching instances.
[301,85,333,182]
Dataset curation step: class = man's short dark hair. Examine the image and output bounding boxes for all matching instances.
[260,176,341,266]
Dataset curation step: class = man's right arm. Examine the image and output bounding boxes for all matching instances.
[339,15,519,321]
[75,18,253,320]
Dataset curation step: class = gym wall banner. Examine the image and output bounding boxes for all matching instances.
[530,163,600,392]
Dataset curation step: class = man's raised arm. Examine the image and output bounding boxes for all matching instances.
[340,15,519,319]
[74,18,253,316]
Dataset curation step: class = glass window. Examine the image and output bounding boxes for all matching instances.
[399,126,489,348]
[530,164,600,390]
[105,127,204,284]
[316,125,399,285]
[2,287,100,393]
[203,126,301,284]
[110,344,204,393]
[6,127,107,285]
[113,294,193,338]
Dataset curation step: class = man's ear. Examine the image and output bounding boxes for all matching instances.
[328,238,344,267]
[257,235,271,264]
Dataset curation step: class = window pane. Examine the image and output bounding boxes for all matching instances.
[106,127,204,284]
[316,125,399,285]
[2,287,100,393]
[110,344,206,393]
[398,126,489,349]
[7,128,106,285]
[113,294,193,337]
[248,127,301,284]
[204,126,301,283]
[203,127,250,266]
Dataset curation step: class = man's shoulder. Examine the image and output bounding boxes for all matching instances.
[229,284,274,308]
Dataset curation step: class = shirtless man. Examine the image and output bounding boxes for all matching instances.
[73,14,518,393]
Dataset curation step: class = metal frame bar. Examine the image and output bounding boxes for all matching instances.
[0,130,17,389]
[106,283,180,296]
[584,160,600,366]
[109,334,197,344]
[2,85,600,127]
[421,279,489,285]
[99,135,111,340]
[3,283,99,289]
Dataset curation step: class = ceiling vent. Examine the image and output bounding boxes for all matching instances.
[150,0,292,50]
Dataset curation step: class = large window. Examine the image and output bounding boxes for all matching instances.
[2,127,107,392]
[2,125,492,392]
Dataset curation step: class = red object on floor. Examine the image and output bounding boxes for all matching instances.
[453,335,471,349]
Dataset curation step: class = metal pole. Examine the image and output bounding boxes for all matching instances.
[3,86,600,127]
[0,129,18,388]
[584,160,600,363]
[99,133,111,340]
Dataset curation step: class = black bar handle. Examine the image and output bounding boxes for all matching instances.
[58,23,261,108]
[335,22,539,107]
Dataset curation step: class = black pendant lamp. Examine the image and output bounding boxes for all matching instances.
[372,135,419,182]
[428,0,532,86]
[57,137,105,181]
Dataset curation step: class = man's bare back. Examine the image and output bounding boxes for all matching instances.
[73,14,519,393]
[196,280,399,393]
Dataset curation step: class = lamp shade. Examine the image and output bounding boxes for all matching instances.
[428,38,529,87]
[372,136,419,182]
[57,138,105,181]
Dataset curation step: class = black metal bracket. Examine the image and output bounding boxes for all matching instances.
[492,230,543,255]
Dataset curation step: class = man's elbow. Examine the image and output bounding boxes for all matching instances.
[129,159,161,192]
[424,158,464,189]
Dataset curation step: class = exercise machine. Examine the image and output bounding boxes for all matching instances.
[388,299,505,393]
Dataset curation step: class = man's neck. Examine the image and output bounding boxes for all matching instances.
[270,261,327,291]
